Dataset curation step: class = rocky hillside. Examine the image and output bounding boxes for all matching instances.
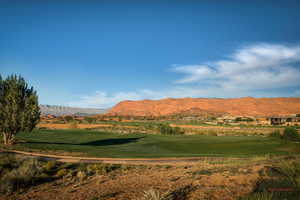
[40,105,108,116]
[108,97,300,117]
[166,107,226,118]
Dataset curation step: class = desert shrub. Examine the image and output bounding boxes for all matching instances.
[282,127,299,141]
[0,158,44,194]
[43,160,57,172]
[141,188,166,200]
[244,158,300,200]
[158,124,184,135]
[56,169,68,177]
[0,153,20,174]
[240,192,273,200]
[84,117,96,124]
[64,115,74,122]
[269,159,300,187]
[164,185,195,200]
[69,120,79,129]
[76,171,87,182]
[86,163,121,175]
[269,130,281,139]
[192,170,212,176]
[141,185,195,200]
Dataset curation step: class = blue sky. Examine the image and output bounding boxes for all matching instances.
[1,0,300,108]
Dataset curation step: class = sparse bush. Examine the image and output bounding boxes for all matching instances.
[0,153,20,173]
[269,130,281,139]
[240,192,273,200]
[192,170,212,176]
[244,158,300,200]
[56,169,68,177]
[270,159,300,187]
[164,185,195,200]
[158,124,184,135]
[0,157,44,194]
[86,163,121,175]
[69,120,79,129]
[64,115,74,123]
[76,171,87,182]
[282,127,299,141]
[84,117,96,124]
[43,160,57,172]
[141,188,166,200]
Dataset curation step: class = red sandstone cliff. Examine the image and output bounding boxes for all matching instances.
[108,97,300,117]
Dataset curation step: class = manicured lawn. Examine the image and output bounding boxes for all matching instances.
[13,129,298,158]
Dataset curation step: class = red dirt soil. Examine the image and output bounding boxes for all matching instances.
[108,97,300,117]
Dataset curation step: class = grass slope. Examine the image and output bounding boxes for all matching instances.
[13,129,298,158]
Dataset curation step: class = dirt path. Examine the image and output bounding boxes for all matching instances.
[0,149,247,165]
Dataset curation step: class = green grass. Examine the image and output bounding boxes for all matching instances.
[95,119,300,129]
[10,129,300,158]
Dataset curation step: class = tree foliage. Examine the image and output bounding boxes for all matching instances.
[282,127,299,141]
[158,123,183,135]
[0,75,40,145]
[84,117,96,124]
[64,115,74,123]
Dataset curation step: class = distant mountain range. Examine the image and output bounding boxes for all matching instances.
[40,105,108,116]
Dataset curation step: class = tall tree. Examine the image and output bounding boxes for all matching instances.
[0,74,40,145]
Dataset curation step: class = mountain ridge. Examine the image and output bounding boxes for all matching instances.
[40,105,108,116]
[108,97,300,117]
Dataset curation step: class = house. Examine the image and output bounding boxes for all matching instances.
[255,117,271,125]
[267,115,300,126]
[217,115,237,123]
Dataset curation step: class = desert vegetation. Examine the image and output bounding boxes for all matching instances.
[1,152,300,199]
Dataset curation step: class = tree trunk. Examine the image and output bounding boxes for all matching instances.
[2,132,14,145]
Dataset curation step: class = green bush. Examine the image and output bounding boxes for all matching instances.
[269,130,281,139]
[64,116,74,122]
[240,192,273,200]
[56,169,68,177]
[157,124,184,135]
[84,117,96,124]
[86,163,121,175]
[243,158,300,200]
[282,127,299,141]
[43,160,57,172]
[0,154,19,173]
[0,158,44,194]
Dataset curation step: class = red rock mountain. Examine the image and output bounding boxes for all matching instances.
[108,97,300,117]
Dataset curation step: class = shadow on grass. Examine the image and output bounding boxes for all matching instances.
[25,137,143,146]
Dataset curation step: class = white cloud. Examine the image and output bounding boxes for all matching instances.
[68,43,300,108]
[173,43,300,90]
[67,91,142,108]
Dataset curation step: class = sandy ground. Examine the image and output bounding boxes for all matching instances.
[0,159,263,200]
[1,150,249,166]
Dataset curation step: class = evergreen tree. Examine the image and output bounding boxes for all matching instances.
[0,74,40,145]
